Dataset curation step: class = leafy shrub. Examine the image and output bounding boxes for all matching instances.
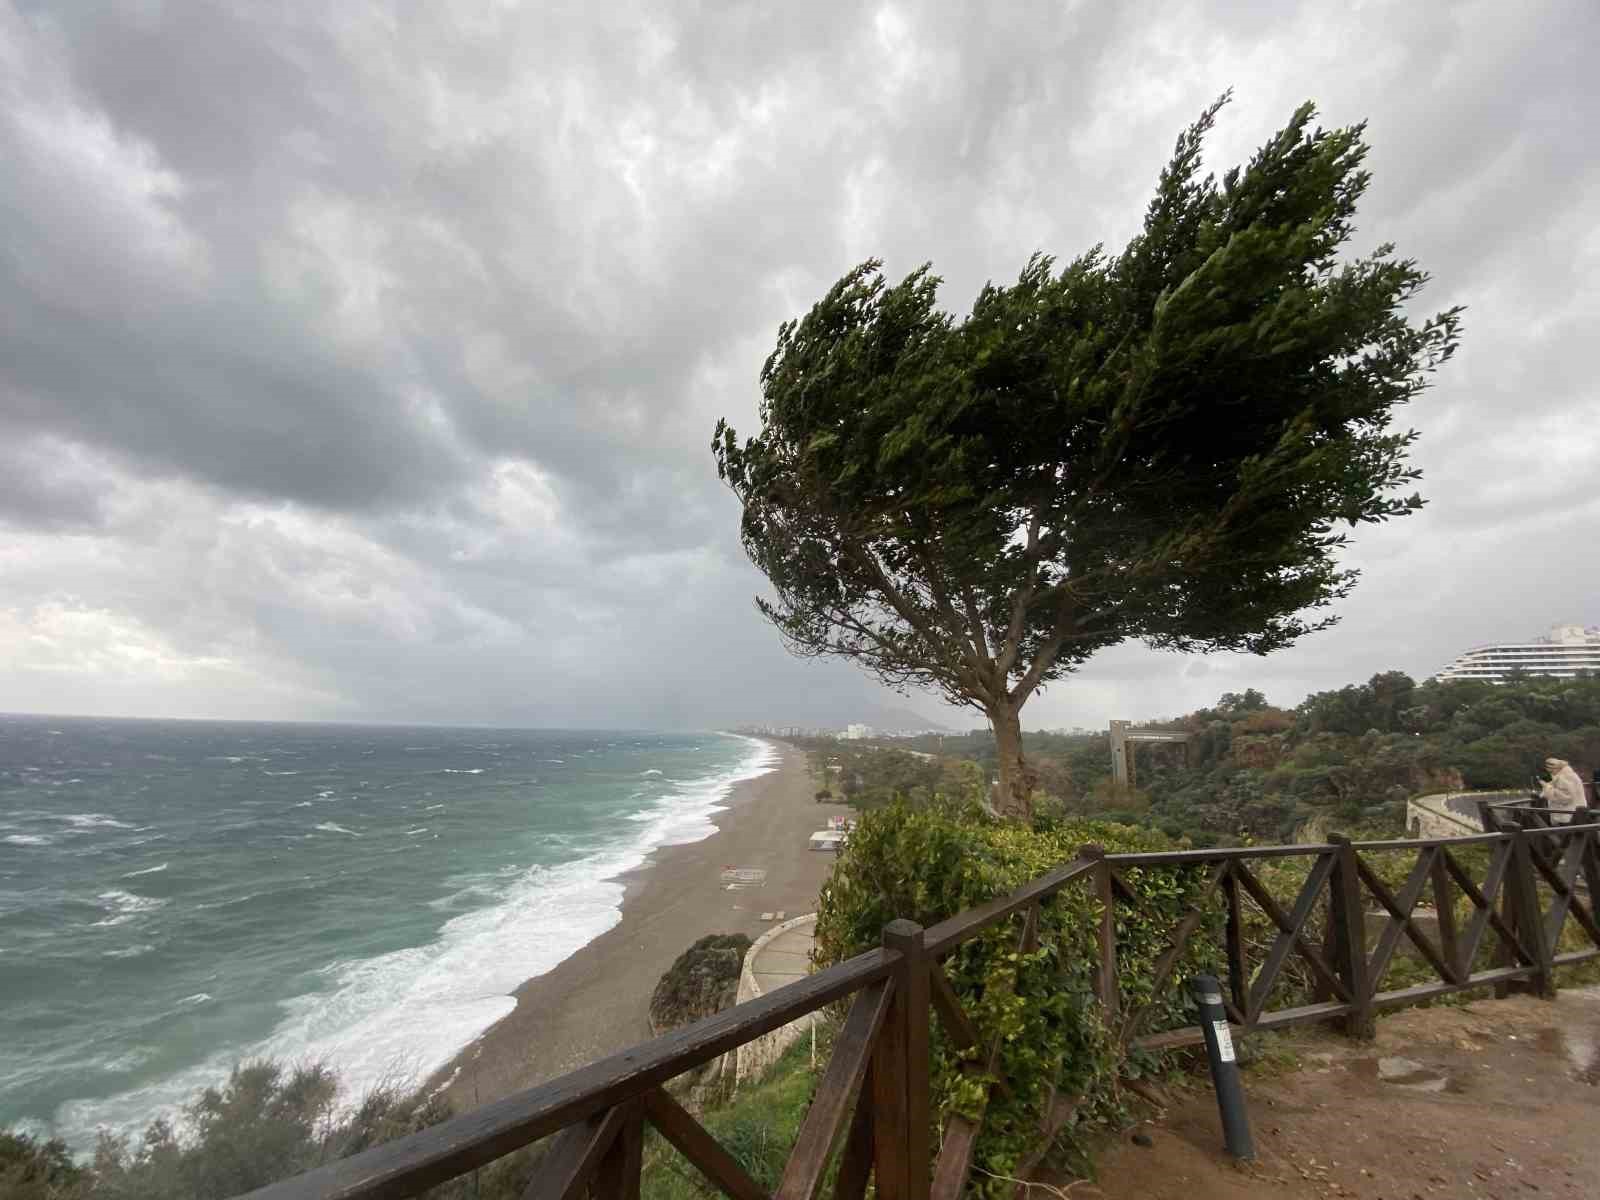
[85,1061,452,1200]
[1,1130,88,1200]
[812,801,1220,1194]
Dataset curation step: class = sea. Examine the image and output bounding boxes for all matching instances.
[0,713,775,1150]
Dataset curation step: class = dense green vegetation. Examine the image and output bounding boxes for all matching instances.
[0,1062,494,1200]
[715,94,1461,820]
[815,802,1215,1194]
[800,673,1600,844]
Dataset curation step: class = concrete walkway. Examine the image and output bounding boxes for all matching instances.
[749,914,816,996]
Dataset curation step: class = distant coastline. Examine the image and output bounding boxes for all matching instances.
[0,721,784,1147]
[430,741,852,1110]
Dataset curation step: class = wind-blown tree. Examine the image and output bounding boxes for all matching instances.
[714,97,1461,822]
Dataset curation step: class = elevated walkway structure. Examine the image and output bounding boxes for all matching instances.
[1109,719,1191,788]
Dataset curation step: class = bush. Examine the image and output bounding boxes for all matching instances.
[813,801,1220,1194]
[1,1130,88,1200]
[85,1061,453,1200]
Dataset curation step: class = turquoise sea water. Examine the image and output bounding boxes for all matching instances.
[0,714,773,1148]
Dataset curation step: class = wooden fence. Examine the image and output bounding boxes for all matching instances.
[242,815,1600,1200]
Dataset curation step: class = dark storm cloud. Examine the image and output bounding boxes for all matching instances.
[2,0,1597,727]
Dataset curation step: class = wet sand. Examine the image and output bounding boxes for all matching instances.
[432,741,852,1110]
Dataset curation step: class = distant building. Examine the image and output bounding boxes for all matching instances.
[1433,624,1600,683]
[841,723,874,740]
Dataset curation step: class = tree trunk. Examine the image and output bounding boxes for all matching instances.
[989,700,1034,824]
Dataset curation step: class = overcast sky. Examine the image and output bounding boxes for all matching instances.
[2,1,1596,733]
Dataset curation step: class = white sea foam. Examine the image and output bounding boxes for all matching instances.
[103,944,155,959]
[4,833,51,846]
[121,862,169,878]
[437,768,485,775]
[641,769,663,776]
[314,822,360,837]
[92,890,169,927]
[51,736,779,1150]
[55,814,135,830]
[100,1048,155,1073]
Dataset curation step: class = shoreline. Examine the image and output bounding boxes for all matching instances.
[430,739,853,1110]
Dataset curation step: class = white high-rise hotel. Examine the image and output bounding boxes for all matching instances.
[1433,624,1600,683]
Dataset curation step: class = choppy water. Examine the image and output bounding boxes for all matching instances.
[0,714,774,1148]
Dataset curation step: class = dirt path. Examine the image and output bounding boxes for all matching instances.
[1057,988,1600,1200]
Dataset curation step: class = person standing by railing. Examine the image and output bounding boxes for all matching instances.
[1538,757,1587,813]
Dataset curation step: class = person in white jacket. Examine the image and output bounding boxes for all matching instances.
[1538,757,1587,812]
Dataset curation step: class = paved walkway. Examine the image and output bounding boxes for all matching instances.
[749,914,816,996]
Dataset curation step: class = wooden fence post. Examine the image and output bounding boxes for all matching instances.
[1327,835,1374,1040]
[590,1100,644,1200]
[1505,827,1555,998]
[1081,845,1119,1025]
[877,919,930,1200]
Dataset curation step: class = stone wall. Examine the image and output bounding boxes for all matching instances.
[1405,790,1524,839]
[730,913,819,1086]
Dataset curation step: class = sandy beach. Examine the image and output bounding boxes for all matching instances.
[432,740,852,1110]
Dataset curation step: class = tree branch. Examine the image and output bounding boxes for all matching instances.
[845,543,991,701]
[996,511,1043,677]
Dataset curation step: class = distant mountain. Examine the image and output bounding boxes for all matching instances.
[855,704,954,733]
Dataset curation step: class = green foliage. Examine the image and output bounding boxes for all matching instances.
[797,740,983,810]
[640,1036,823,1200]
[2,1130,88,1200]
[1138,673,1600,842]
[649,934,753,1033]
[715,95,1461,818]
[37,1061,456,1200]
[813,802,1219,1194]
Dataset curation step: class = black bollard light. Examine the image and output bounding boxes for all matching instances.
[1188,974,1254,1161]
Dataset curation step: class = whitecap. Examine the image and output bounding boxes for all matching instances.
[92,890,169,927]
[100,1048,155,1072]
[640,769,663,777]
[54,813,135,830]
[103,944,155,960]
[52,736,779,1152]
[3,833,51,846]
[314,822,360,837]
[176,993,212,1008]
[121,862,169,878]
[437,768,486,775]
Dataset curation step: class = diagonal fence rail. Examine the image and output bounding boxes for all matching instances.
[240,815,1600,1200]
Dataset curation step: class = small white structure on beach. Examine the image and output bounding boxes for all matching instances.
[807,830,846,852]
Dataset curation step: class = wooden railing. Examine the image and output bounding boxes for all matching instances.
[241,817,1600,1200]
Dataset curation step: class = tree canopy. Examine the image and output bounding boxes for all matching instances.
[714,96,1462,821]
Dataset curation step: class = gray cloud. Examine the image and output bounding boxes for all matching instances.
[2,0,1597,731]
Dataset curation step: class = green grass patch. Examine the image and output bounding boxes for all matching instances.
[642,1034,828,1200]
